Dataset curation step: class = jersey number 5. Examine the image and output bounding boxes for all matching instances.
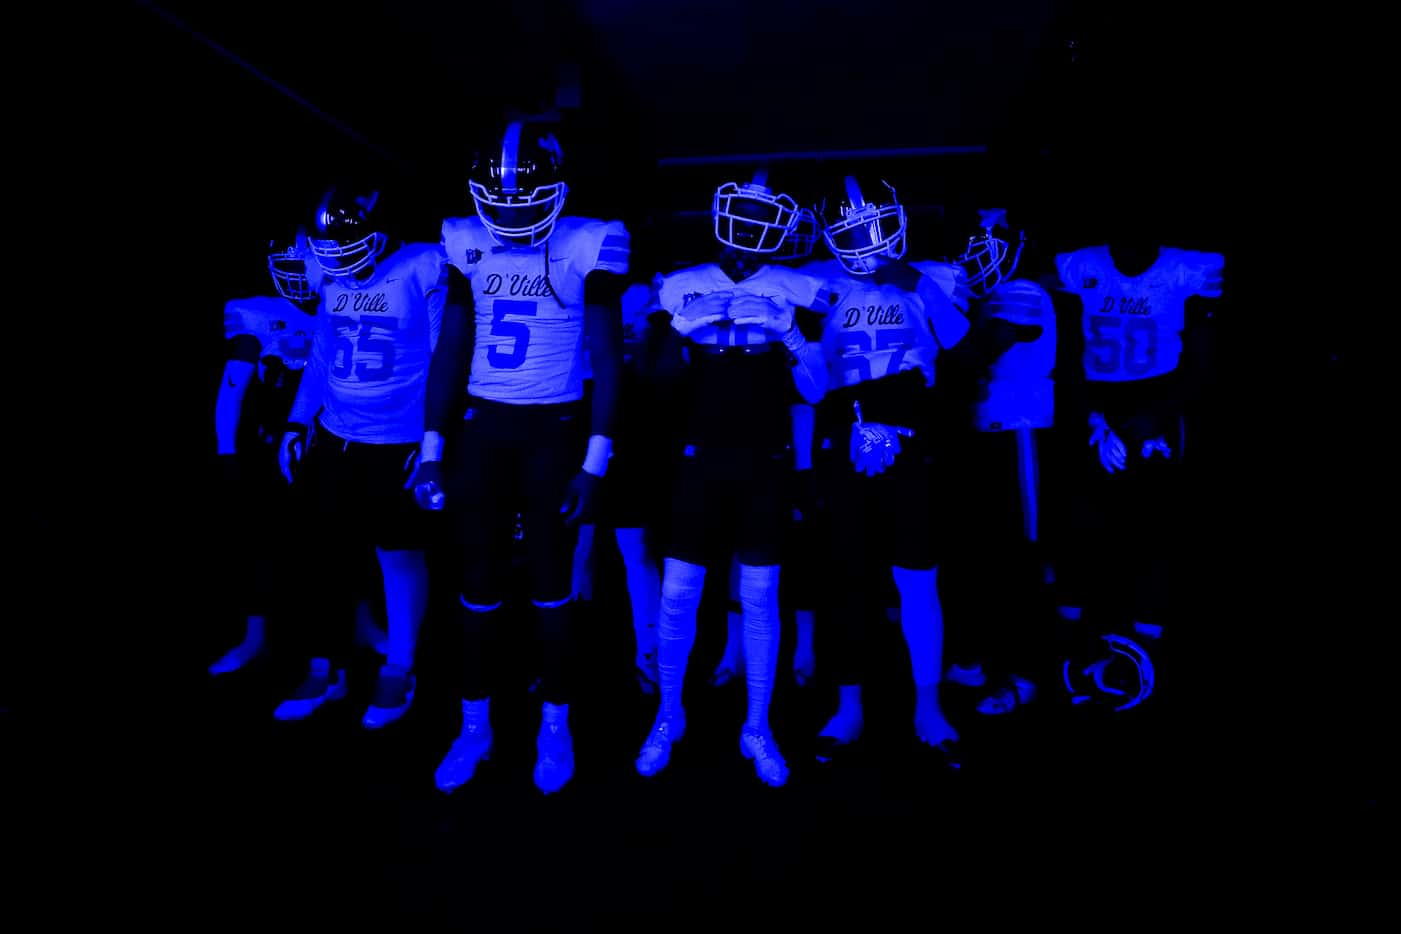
[487,299,538,369]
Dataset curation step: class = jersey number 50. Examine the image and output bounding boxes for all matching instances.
[1086,315,1159,378]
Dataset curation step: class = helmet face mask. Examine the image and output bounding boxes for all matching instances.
[770,208,818,262]
[713,170,800,254]
[307,187,388,285]
[267,232,314,302]
[821,176,907,275]
[956,208,1026,296]
[469,122,568,247]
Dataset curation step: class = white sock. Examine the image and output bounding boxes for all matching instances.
[739,564,781,734]
[658,558,705,722]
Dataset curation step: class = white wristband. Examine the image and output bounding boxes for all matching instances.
[583,434,613,477]
[420,430,444,463]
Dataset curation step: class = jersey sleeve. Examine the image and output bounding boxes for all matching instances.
[590,220,631,276]
[223,300,252,341]
[947,265,974,315]
[223,300,264,361]
[1180,250,1225,299]
[441,216,481,275]
[415,244,450,350]
[778,267,824,309]
[1055,249,1088,290]
[918,275,971,349]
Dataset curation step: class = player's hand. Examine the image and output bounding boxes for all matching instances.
[850,421,914,476]
[670,292,730,337]
[849,401,914,478]
[727,293,794,336]
[279,429,306,485]
[407,454,446,511]
[1142,437,1172,460]
[561,470,601,526]
[1088,413,1127,473]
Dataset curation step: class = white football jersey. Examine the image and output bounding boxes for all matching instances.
[442,215,629,404]
[1055,246,1224,383]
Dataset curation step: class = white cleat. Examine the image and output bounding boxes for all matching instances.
[273,665,347,721]
[740,728,790,788]
[634,714,686,778]
[533,704,575,795]
[435,700,493,793]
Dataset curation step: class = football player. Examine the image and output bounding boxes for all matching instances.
[420,122,628,795]
[943,208,1057,715]
[275,183,446,729]
[801,175,971,762]
[633,169,827,788]
[709,207,823,690]
[209,230,319,675]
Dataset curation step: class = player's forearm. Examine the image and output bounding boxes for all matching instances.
[425,301,473,432]
[790,402,816,471]
[420,430,444,463]
[582,433,613,478]
[784,327,827,405]
[286,368,322,429]
[288,328,329,428]
[214,368,252,455]
[585,303,622,440]
[580,304,622,478]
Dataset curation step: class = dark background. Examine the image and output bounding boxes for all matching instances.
[14,1,1377,924]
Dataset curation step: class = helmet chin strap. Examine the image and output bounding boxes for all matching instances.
[720,247,760,281]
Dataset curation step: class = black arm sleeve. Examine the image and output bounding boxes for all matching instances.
[225,334,261,365]
[584,270,626,438]
[425,266,476,433]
